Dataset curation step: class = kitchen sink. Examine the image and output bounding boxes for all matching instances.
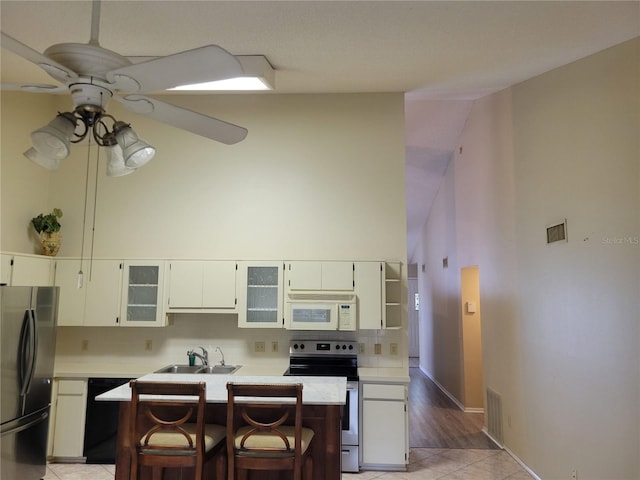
[197,365,241,374]
[155,364,203,374]
[155,364,241,374]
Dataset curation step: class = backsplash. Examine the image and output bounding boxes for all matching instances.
[54,313,406,373]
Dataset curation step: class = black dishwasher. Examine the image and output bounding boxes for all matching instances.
[84,377,132,464]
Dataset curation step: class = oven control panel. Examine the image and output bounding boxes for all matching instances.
[289,340,357,356]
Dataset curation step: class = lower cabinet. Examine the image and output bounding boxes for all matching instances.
[360,382,408,470]
[50,379,87,460]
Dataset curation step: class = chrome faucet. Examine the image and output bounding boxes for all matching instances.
[215,346,225,366]
[187,346,209,366]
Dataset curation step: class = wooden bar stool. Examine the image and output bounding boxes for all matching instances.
[226,383,314,480]
[129,380,226,480]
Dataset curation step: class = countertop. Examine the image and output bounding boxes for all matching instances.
[54,363,410,383]
[53,362,289,378]
[96,373,347,405]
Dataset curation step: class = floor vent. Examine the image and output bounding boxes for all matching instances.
[486,388,504,445]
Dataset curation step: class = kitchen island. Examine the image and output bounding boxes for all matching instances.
[97,373,346,480]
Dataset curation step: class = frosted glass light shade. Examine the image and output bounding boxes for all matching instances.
[30,114,76,160]
[115,125,155,168]
[106,145,135,177]
[24,147,60,170]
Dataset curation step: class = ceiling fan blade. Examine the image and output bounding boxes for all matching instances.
[115,94,248,145]
[107,45,244,93]
[1,32,78,82]
[1,83,67,93]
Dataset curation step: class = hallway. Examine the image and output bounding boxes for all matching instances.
[409,367,497,450]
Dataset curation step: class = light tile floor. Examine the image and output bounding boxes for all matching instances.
[44,448,534,479]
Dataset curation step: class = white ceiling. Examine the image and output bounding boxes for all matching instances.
[2,1,638,259]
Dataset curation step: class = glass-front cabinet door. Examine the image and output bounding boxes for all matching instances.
[237,261,283,328]
[120,260,166,327]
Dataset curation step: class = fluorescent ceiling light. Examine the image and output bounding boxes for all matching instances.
[170,77,270,91]
[169,55,274,91]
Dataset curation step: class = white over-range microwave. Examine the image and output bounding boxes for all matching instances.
[285,292,357,331]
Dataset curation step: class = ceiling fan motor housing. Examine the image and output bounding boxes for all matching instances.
[69,82,112,114]
[44,43,131,80]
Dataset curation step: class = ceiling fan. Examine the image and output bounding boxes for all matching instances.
[1,0,248,174]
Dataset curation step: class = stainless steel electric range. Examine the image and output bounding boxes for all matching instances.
[285,340,359,473]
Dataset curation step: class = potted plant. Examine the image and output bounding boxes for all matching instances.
[31,208,63,256]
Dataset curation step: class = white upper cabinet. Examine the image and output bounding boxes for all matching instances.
[383,262,403,329]
[286,261,354,291]
[355,261,403,330]
[168,261,201,308]
[168,260,237,310]
[55,259,124,327]
[237,261,284,328]
[1,254,13,285]
[84,260,123,326]
[202,262,236,308]
[54,259,85,326]
[120,261,166,327]
[354,261,384,330]
[3,253,54,286]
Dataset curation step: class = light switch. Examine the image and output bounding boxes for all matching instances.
[466,301,476,314]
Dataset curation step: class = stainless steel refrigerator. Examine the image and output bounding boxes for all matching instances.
[1,286,58,480]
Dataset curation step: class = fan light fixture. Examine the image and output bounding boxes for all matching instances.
[25,105,155,176]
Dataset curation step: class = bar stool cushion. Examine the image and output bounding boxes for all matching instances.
[140,423,226,454]
[234,425,314,454]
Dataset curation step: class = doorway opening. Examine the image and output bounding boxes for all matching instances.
[460,265,483,411]
[408,263,419,367]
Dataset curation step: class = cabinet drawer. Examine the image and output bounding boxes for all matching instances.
[57,379,86,395]
[362,383,405,400]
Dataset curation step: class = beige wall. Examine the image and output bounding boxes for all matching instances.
[2,93,407,261]
[1,92,409,370]
[0,93,61,250]
[415,38,639,479]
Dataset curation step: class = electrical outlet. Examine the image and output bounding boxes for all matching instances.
[255,341,265,353]
[389,343,398,355]
[81,339,88,351]
[358,343,365,354]
[374,343,382,355]
[145,339,152,351]
[571,469,577,480]
[271,341,278,353]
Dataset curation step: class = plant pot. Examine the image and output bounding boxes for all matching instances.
[39,231,62,256]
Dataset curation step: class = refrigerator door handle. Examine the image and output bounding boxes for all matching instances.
[18,309,37,400]
[0,408,49,436]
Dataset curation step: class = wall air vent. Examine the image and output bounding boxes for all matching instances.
[486,387,504,446]
[546,220,567,244]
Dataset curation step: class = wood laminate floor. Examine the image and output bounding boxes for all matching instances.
[409,367,498,450]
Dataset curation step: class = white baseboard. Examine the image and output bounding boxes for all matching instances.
[420,367,466,411]
[481,427,503,448]
[504,446,542,480]
[481,429,541,480]
[464,407,484,414]
[420,367,484,414]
